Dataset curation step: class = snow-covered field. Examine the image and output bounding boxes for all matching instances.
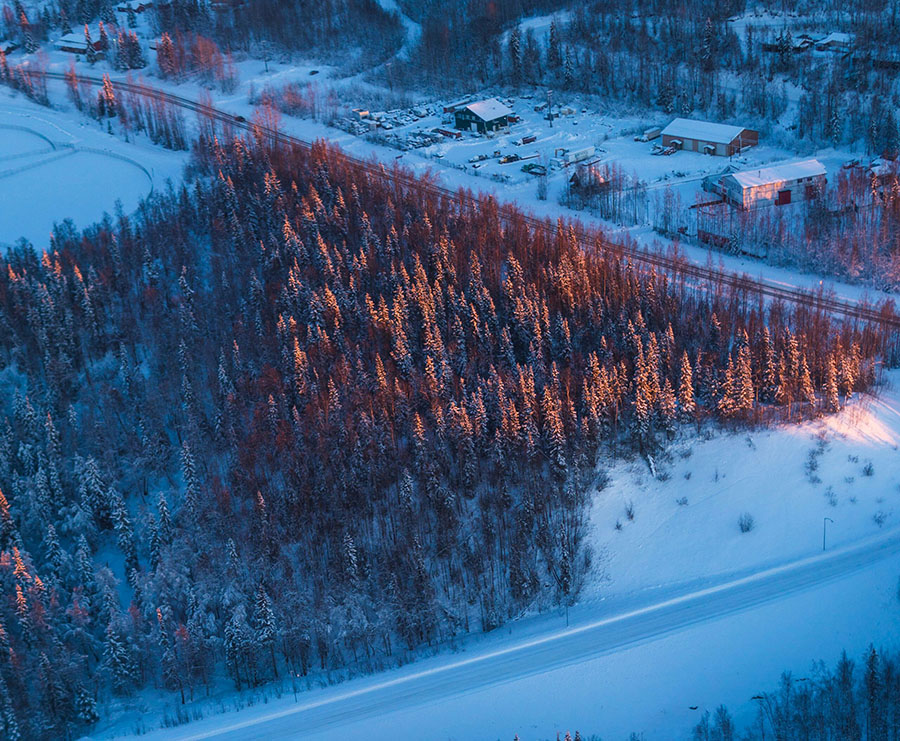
[0,90,186,249]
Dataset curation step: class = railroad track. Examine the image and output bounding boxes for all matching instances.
[31,71,900,332]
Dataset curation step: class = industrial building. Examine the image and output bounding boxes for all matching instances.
[720,159,826,209]
[661,118,758,156]
[453,98,513,134]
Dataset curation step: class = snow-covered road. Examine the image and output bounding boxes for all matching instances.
[139,527,900,741]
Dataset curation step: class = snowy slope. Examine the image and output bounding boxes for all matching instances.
[586,374,900,604]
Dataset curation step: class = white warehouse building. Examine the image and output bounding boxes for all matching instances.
[720,159,827,210]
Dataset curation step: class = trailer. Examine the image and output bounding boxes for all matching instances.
[551,145,596,168]
[634,126,662,142]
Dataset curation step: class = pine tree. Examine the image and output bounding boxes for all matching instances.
[253,586,278,679]
[225,605,252,690]
[111,489,139,574]
[701,17,714,72]
[865,645,885,740]
[157,492,173,544]
[75,684,99,725]
[0,675,21,741]
[676,352,695,420]
[157,32,177,78]
[659,378,677,437]
[181,441,199,525]
[824,353,840,412]
[79,456,110,528]
[548,19,562,69]
[0,488,20,551]
[508,26,522,85]
[43,523,65,582]
[798,356,816,407]
[85,24,97,65]
[98,21,109,53]
[735,344,755,418]
[21,13,36,54]
[103,621,138,695]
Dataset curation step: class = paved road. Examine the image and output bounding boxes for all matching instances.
[140,529,900,740]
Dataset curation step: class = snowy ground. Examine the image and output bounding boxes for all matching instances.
[0,89,186,249]
[587,374,900,604]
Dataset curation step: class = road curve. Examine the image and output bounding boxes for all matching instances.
[136,528,900,740]
[28,71,900,333]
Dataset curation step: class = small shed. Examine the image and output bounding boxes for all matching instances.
[661,118,758,156]
[454,98,513,134]
[720,159,826,210]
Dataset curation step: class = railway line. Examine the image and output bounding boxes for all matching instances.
[33,71,900,334]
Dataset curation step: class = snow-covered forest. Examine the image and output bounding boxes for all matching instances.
[0,124,893,738]
[4,0,900,737]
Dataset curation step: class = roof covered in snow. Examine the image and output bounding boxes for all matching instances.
[818,32,853,46]
[729,159,826,189]
[54,28,102,48]
[662,118,750,144]
[463,98,513,121]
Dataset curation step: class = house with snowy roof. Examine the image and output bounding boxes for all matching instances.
[720,159,826,209]
[454,98,513,134]
[53,27,104,54]
[115,0,153,11]
[816,32,854,53]
[661,118,758,156]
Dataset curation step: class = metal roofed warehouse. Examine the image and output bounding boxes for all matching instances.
[662,117,758,156]
[454,98,513,134]
[721,159,826,209]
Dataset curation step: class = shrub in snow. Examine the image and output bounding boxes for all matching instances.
[873,511,887,527]
[738,512,755,533]
[863,461,875,477]
[625,500,635,521]
[676,496,688,506]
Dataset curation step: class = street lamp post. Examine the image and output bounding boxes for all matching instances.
[823,517,834,551]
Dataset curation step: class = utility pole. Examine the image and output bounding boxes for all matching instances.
[823,517,834,550]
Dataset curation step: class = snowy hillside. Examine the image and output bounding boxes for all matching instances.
[588,373,900,603]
